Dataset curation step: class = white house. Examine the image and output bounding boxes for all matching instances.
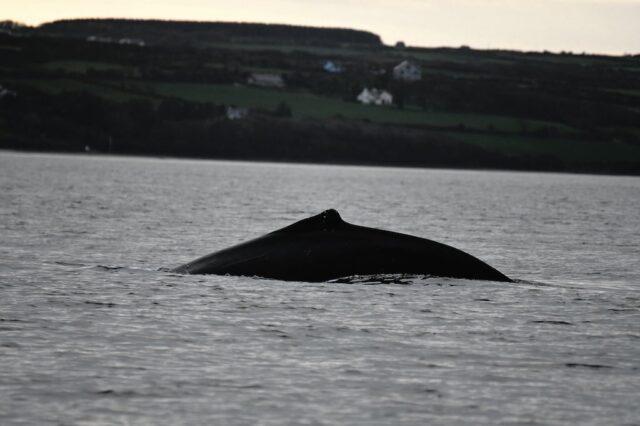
[357,88,393,106]
[118,38,146,47]
[323,60,344,74]
[376,91,393,105]
[226,106,249,120]
[87,35,113,43]
[393,60,422,82]
[87,36,145,46]
[0,85,16,98]
[247,73,285,88]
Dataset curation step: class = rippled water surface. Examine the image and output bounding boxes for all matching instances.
[1,152,639,425]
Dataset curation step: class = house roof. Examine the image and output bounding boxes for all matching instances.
[394,60,420,70]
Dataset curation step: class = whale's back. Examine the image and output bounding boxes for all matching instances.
[172,209,511,282]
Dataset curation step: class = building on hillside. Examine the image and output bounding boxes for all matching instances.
[323,60,344,74]
[247,73,285,88]
[86,36,145,46]
[393,60,422,82]
[226,106,249,120]
[87,35,113,43]
[0,85,16,98]
[357,88,393,106]
[118,38,146,47]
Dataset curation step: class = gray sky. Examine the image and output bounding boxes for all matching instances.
[3,0,640,54]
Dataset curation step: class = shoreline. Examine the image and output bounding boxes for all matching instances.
[3,148,639,179]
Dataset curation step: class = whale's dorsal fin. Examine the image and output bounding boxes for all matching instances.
[277,209,345,233]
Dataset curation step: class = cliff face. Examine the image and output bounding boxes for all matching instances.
[37,19,383,47]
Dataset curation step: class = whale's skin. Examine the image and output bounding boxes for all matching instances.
[172,209,512,283]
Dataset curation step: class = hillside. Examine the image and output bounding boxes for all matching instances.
[1,19,640,174]
[36,19,383,47]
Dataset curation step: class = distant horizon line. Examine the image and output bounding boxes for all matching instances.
[5,16,639,57]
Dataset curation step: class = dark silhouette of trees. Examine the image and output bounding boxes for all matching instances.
[38,19,383,46]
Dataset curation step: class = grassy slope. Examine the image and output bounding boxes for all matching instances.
[140,82,620,162]
[451,132,640,162]
[137,82,569,133]
[606,88,640,98]
[5,76,615,162]
[2,29,638,170]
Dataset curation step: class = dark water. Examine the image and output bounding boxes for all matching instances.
[1,152,639,424]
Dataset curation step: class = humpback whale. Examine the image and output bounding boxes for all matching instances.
[172,209,511,283]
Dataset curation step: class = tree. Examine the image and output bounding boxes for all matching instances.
[274,101,292,117]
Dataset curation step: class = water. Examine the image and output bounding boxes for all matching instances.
[1,151,639,425]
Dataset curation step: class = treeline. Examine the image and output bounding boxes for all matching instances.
[37,19,383,47]
[2,88,637,174]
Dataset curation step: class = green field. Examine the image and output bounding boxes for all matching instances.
[137,82,571,133]
[3,76,577,137]
[606,88,640,98]
[6,76,542,133]
[450,132,640,162]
